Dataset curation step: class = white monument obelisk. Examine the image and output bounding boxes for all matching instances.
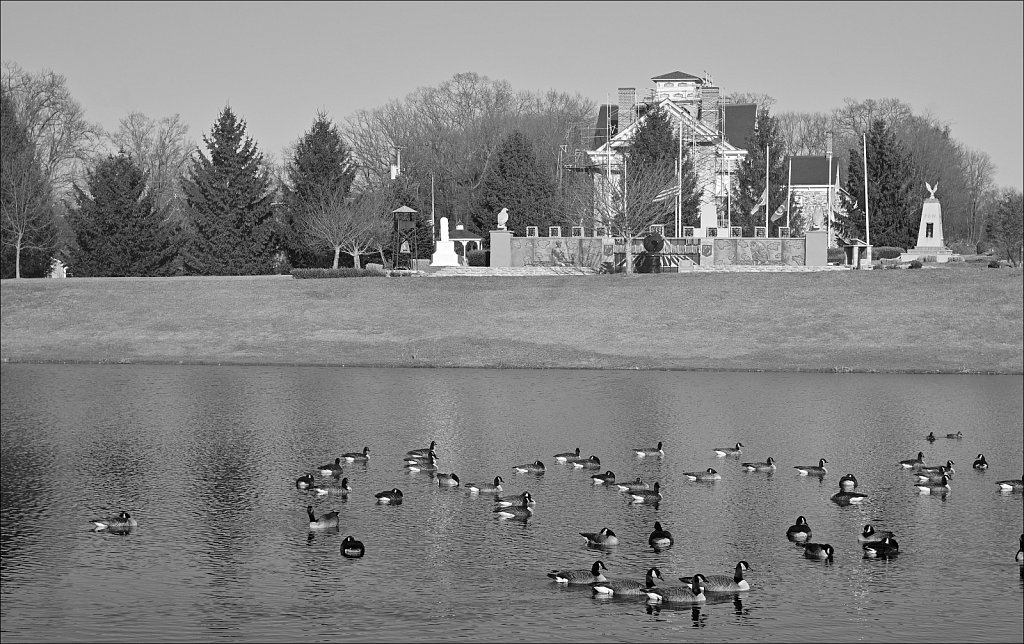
[430,216,461,267]
[901,182,956,264]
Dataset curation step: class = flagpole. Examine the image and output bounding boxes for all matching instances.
[862,132,871,266]
[786,156,792,229]
[764,144,770,232]
[430,173,436,240]
[826,131,833,245]
[727,154,732,234]
[677,116,682,237]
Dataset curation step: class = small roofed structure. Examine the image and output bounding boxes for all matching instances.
[449,222,482,264]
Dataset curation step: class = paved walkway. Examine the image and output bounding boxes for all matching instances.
[424,264,851,277]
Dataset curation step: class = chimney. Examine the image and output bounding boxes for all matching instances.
[617,88,636,134]
[700,85,720,133]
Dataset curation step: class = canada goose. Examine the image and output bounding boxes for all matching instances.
[313,476,351,496]
[945,431,963,439]
[495,491,535,507]
[914,475,951,494]
[630,482,663,504]
[996,476,1024,493]
[858,524,894,543]
[466,476,503,494]
[341,535,365,558]
[972,454,988,469]
[794,459,828,476]
[493,492,534,519]
[580,527,619,547]
[374,488,403,504]
[615,477,651,493]
[645,574,707,604]
[680,561,750,593]
[919,460,955,475]
[512,460,545,474]
[572,455,602,470]
[786,516,812,542]
[306,505,339,529]
[91,511,137,532]
[915,467,953,483]
[742,457,776,472]
[342,446,370,462]
[591,567,662,596]
[553,447,582,463]
[547,559,607,584]
[648,521,674,548]
[317,458,343,477]
[295,473,315,489]
[405,441,437,458]
[590,470,616,485]
[682,468,721,482]
[404,452,438,472]
[899,452,925,469]
[803,543,834,560]
[839,473,859,490]
[862,536,899,558]
[714,443,743,457]
[925,431,936,442]
[435,472,460,487]
[831,489,868,505]
[634,441,664,457]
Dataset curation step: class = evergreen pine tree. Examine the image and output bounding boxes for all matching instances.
[838,119,918,249]
[66,152,175,276]
[180,106,277,275]
[623,106,701,231]
[730,108,788,235]
[475,131,558,235]
[281,111,357,268]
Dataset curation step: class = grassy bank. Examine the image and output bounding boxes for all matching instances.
[1,265,1022,373]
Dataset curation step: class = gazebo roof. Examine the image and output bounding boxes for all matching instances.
[449,224,481,240]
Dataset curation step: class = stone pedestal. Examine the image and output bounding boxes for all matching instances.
[430,216,462,267]
[805,230,827,266]
[489,230,512,268]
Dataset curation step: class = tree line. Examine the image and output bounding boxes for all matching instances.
[2,63,1021,278]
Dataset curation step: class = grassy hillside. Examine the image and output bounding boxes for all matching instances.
[1,266,1021,373]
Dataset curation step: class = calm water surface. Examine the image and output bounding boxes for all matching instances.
[1,365,1022,642]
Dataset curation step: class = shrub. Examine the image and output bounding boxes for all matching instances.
[466,249,489,267]
[873,246,904,260]
[988,260,1001,268]
[908,260,923,269]
[827,248,846,264]
[290,268,386,279]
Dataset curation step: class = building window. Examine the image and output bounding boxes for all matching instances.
[683,226,695,238]
[754,226,767,238]
[706,227,718,237]
[731,226,743,238]
[778,226,791,238]
[526,226,539,237]
[548,226,562,237]
[594,226,608,238]
[571,226,584,238]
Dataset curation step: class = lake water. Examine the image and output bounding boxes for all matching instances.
[1,364,1022,642]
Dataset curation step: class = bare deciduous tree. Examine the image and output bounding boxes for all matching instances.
[563,160,677,274]
[105,112,196,222]
[2,62,103,197]
[301,187,391,269]
[1,150,58,278]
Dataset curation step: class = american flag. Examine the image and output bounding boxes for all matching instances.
[652,179,680,203]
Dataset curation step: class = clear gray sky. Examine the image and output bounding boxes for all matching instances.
[2,1,1021,189]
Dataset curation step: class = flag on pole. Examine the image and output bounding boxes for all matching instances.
[770,202,786,222]
[653,178,681,203]
[749,187,767,215]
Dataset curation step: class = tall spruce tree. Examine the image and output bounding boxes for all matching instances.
[66,151,174,276]
[281,111,357,268]
[475,131,558,235]
[623,106,700,230]
[730,108,788,235]
[180,106,277,275]
[838,119,918,249]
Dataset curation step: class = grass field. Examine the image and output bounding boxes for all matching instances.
[1,263,1021,374]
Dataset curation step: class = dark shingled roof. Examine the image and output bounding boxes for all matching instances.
[787,156,831,185]
[721,104,757,149]
[651,71,704,82]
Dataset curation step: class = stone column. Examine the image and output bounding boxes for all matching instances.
[489,230,512,268]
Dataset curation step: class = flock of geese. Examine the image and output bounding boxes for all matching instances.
[90,431,1024,596]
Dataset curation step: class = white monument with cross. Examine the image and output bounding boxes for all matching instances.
[901,182,957,264]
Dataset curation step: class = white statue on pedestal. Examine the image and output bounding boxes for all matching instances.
[497,208,508,231]
[926,182,938,200]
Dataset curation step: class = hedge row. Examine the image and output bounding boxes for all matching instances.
[290,268,386,279]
